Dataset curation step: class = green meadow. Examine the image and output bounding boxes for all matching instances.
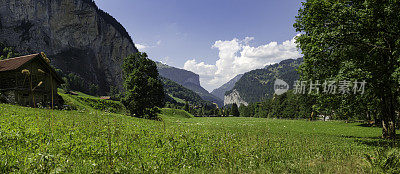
[0,95,399,173]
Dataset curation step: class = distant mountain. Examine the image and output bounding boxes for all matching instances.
[160,77,211,106]
[225,58,303,106]
[156,62,223,107]
[211,74,243,101]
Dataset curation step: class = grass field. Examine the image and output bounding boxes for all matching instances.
[0,100,399,173]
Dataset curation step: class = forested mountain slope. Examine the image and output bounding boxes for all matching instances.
[225,58,302,106]
[156,62,223,107]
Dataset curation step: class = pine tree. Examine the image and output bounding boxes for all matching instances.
[231,103,240,117]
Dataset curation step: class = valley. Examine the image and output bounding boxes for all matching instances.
[0,0,399,173]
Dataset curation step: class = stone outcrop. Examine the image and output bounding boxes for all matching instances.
[0,0,138,94]
[224,89,248,106]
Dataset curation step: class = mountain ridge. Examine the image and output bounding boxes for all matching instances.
[156,62,223,107]
[224,58,303,106]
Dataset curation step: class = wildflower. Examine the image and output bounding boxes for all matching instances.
[41,52,51,63]
[38,69,45,74]
[21,69,30,75]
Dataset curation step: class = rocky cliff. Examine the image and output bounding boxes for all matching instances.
[211,74,243,101]
[224,89,248,106]
[0,0,138,94]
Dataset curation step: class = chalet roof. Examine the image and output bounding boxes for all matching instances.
[0,54,39,72]
[0,53,64,84]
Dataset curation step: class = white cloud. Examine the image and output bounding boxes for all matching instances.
[135,43,148,50]
[135,40,163,51]
[243,37,254,45]
[183,35,301,91]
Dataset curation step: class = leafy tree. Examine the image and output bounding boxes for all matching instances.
[218,108,223,117]
[61,77,71,92]
[197,108,203,116]
[294,0,400,139]
[121,52,165,119]
[239,105,254,117]
[89,84,99,96]
[183,101,189,112]
[224,107,230,117]
[0,43,19,60]
[231,103,240,117]
[201,106,207,116]
[58,70,100,96]
[108,86,121,100]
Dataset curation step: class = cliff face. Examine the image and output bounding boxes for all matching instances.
[211,74,243,101]
[224,89,248,106]
[0,0,138,94]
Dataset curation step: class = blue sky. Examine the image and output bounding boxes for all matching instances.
[94,0,304,91]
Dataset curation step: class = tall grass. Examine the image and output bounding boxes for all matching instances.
[0,103,398,173]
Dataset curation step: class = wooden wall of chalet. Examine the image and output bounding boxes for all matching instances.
[0,57,60,107]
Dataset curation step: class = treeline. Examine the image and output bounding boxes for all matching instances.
[234,89,383,124]
[237,91,312,119]
[195,89,382,123]
[56,69,100,96]
[176,102,238,117]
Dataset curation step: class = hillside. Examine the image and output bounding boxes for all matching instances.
[0,0,138,95]
[160,77,212,107]
[156,62,223,107]
[211,74,243,101]
[225,58,303,106]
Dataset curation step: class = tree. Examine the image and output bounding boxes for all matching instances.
[231,103,240,117]
[183,101,189,112]
[218,108,223,117]
[225,108,229,117]
[122,52,165,119]
[294,0,400,139]
[239,104,255,117]
[0,43,19,60]
[89,84,99,96]
[61,77,71,92]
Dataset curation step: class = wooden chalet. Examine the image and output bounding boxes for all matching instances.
[0,53,64,107]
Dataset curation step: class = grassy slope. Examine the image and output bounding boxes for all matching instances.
[59,91,126,114]
[0,97,399,173]
[161,108,194,119]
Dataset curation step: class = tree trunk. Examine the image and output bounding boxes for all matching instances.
[382,119,396,139]
[380,93,397,139]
